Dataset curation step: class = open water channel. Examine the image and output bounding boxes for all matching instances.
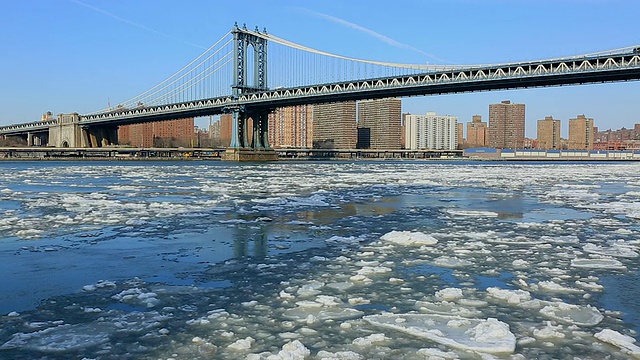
[0,160,639,359]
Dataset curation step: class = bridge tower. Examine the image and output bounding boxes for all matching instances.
[227,23,273,157]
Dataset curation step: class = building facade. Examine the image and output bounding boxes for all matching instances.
[568,114,595,150]
[536,116,561,150]
[357,98,401,149]
[488,100,525,149]
[312,101,357,149]
[466,115,487,147]
[118,118,195,148]
[268,105,313,148]
[404,112,458,150]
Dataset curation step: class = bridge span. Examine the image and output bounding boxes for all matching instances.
[1,24,639,158]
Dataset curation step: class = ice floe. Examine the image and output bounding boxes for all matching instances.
[364,314,516,354]
[446,210,499,217]
[380,230,438,246]
[594,329,640,358]
[570,258,627,270]
[583,243,638,258]
[539,302,603,326]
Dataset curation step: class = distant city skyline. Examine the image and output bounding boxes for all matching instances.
[1,1,638,138]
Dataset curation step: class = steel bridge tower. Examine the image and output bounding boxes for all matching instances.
[228,23,271,151]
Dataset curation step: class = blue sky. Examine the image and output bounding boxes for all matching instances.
[1,0,639,137]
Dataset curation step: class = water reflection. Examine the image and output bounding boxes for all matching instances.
[233,225,268,259]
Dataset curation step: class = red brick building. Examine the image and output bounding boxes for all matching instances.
[118,118,195,147]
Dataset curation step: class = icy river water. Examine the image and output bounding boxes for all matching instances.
[1,160,640,359]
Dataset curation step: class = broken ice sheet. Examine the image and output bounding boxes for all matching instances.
[364,313,516,355]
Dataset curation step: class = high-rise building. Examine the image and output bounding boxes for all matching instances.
[466,115,487,147]
[488,100,525,149]
[404,112,458,150]
[401,113,411,149]
[357,98,401,149]
[268,105,313,148]
[219,114,233,147]
[536,116,561,150]
[568,114,595,150]
[457,123,464,147]
[118,118,195,147]
[313,101,357,149]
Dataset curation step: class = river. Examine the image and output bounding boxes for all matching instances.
[0,160,638,359]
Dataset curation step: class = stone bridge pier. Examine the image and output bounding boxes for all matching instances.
[48,113,118,148]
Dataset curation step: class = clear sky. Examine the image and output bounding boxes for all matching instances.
[1,0,639,137]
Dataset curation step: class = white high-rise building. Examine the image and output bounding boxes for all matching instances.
[404,112,458,150]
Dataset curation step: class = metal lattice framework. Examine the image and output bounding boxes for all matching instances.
[75,46,640,126]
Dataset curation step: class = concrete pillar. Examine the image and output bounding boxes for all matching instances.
[240,115,249,148]
[27,132,33,146]
[230,110,240,148]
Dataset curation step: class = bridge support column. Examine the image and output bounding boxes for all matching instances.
[240,115,249,148]
[223,109,276,161]
[251,111,270,149]
[229,110,241,148]
[26,132,33,146]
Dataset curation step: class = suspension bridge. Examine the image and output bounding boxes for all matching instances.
[1,23,640,159]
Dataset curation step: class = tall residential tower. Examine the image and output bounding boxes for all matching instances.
[568,114,595,150]
[404,112,458,150]
[357,98,402,149]
[313,101,357,149]
[488,100,525,149]
[537,116,561,150]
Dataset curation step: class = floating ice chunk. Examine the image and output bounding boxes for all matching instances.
[0,323,112,351]
[352,333,390,346]
[594,329,640,358]
[349,274,373,283]
[583,243,638,258]
[227,336,254,351]
[512,259,529,268]
[356,266,392,276]
[111,288,160,308]
[317,350,364,360]
[435,288,464,302]
[348,297,370,305]
[325,236,364,245]
[283,305,363,322]
[7,311,20,317]
[433,256,472,268]
[539,302,603,326]
[315,295,341,307]
[486,287,531,305]
[271,340,310,360]
[364,314,516,354]
[575,280,604,291]
[296,281,324,297]
[446,210,499,217]
[326,282,354,291]
[571,258,627,270]
[537,281,582,293]
[417,348,460,359]
[533,322,566,340]
[380,230,438,246]
[540,235,579,244]
[279,290,295,299]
